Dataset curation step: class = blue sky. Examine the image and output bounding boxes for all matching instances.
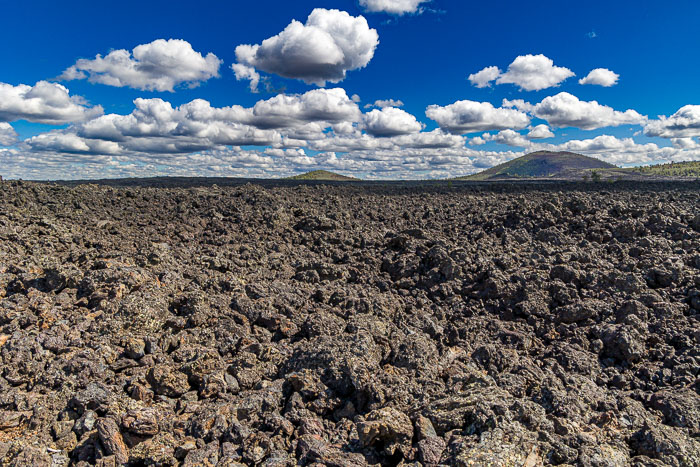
[1,0,699,179]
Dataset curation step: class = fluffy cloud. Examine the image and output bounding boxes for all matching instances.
[554,135,660,165]
[249,88,362,129]
[527,124,554,139]
[671,137,699,149]
[307,128,464,153]
[0,145,293,181]
[531,92,646,130]
[481,129,530,148]
[76,99,280,152]
[234,9,379,87]
[231,64,261,93]
[15,88,365,158]
[74,88,362,150]
[60,39,221,92]
[359,0,431,15]
[0,123,18,146]
[0,81,103,124]
[645,105,700,138]
[468,66,501,88]
[10,126,700,180]
[469,126,552,148]
[502,98,535,113]
[362,107,423,136]
[365,99,404,109]
[425,100,530,134]
[579,68,619,87]
[26,131,122,155]
[8,124,510,180]
[503,93,646,131]
[469,55,574,91]
[12,83,698,180]
[497,54,574,91]
[558,134,647,152]
[391,129,465,149]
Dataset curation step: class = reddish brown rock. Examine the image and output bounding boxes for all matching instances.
[96,418,129,464]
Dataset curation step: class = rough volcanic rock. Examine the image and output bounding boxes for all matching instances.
[0,179,699,465]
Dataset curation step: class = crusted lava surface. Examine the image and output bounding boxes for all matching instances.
[0,180,699,466]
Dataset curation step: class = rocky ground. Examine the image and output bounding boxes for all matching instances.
[0,179,699,466]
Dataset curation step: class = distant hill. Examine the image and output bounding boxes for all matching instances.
[457,151,616,181]
[286,170,360,181]
[629,161,700,178]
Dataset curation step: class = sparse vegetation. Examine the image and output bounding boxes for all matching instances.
[632,161,700,177]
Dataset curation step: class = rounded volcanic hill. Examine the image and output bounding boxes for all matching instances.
[285,170,360,181]
[459,151,616,181]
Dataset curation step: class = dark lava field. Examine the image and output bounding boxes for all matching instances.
[0,179,699,467]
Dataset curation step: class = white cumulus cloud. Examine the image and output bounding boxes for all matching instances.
[527,124,554,139]
[579,68,619,87]
[0,81,103,124]
[66,98,278,154]
[671,137,699,149]
[468,66,501,88]
[60,39,221,92]
[502,98,536,113]
[391,129,465,149]
[20,88,364,157]
[555,135,660,165]
[425,100,530,134]
[497,54,574,91]
[234,9,379,87]
[0,123,19,146]
[26,131,122,155]
[365,98,404,109]
[532,92,646,130]
[249,88,362,129]
[469,55,574,91]
[481,129,530,148]
[231,64,261,93]
[359,0,431,15]
[645,105,700,138]
[362,107,423,136]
